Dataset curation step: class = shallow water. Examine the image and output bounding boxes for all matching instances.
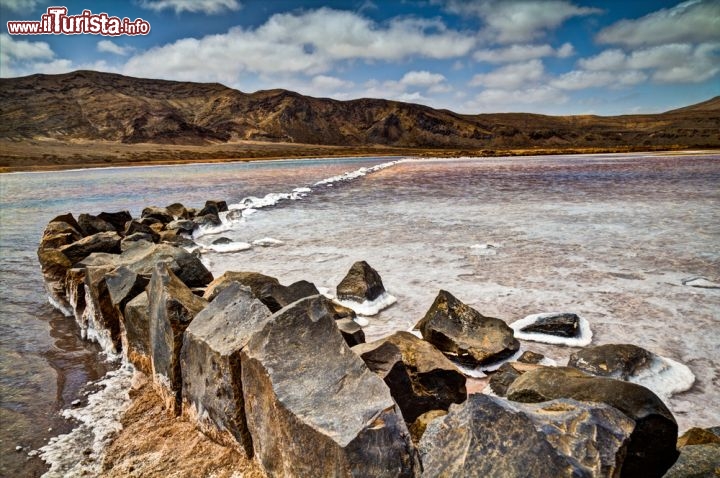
[1,153,718,475]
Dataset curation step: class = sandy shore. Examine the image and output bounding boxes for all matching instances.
[1,138,708,173]
[99,373,265,478]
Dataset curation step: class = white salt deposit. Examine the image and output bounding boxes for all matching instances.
[682,277,720,289]
[252,237,284,247]
[628,355,696,402]
[510,313,593,347]
[336,291,397,317]
[204,241,252,253]
[39,364,134,478]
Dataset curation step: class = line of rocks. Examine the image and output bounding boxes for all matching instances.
[37,206,717,477]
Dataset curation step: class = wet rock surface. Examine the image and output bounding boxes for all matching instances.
[662,443,720,478]
[414,290,519,366]
[420,394,634,478]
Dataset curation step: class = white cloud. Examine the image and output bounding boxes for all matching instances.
[139,0,241,14]
[551,69,647,90]
[399,70,446,87]
[97,40,134,56]
[0,0,38,13]
[469,60,544,89]
[0,33,54,61]
[473,42,574,63]
[446,0,601,43]
[596,0,720,47]
[122,8,476,82]
[573,43,719,84]
[465,85,568,113]
[310,75,353,90]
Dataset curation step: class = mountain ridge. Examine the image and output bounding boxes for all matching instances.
[1,70,718,150]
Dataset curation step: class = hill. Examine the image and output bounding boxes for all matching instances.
[0,70,718,168]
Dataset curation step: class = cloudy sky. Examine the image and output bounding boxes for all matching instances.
[1,0,718,115]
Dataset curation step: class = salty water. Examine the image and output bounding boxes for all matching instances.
[1,154,719,475]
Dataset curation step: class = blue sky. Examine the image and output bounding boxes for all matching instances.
[1,0,718,115]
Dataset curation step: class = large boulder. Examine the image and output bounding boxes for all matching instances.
[353,331,466,423]
[336,261,387,302]
[507,366,679,477]
[241,295,420,477]
[261,280,320,312]
[123,291,151,374]
[96,211,133,232]
[124,220,160,243]
[677,427,720,447]
[148,262,208,415]
[202,271,280,302]
[58,231,121,264]
[181,283,272,456]
[166,202,191,219]
[414,290,519,366]
[37,248,73,315]
[568,343,653,380]
[419,394,634,477]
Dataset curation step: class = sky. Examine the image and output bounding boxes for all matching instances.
[1,0,718,115]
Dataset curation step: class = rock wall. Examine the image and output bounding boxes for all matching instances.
[37,206,694,477]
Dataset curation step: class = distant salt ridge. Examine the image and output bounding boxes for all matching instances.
[193,159,407,239]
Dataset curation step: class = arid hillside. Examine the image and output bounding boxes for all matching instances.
[1,70,718,150]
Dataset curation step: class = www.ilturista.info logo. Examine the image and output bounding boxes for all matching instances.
[7,7,150,36]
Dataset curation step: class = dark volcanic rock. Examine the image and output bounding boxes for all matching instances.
[520,312,580,338]
[120,233,154,251]
[409,410,446,443]
[166,203,191,219]
[77,213,115,236]
[419,394,634,478]
[181,283,272,456]
[141,206,174,224]
[489,362,522,396]
[518,350,545,364]
[663,444,720,478]
[123,291,151,374]
[124,220,160,243]
[58,231,121,264]
[261,280,320,312]
[105,265,149,313]
[193,213,221,228]
[336,318,365,347]
[507,366,679,477]
[568,343,654,380]
[96,211,133,232]
[414,290,519,366]
[205,200,228,213]
[241,295,420,477]
[202,271,281,302]
[353,331,466,423]
[211,237,233,245]
[336,260,387,302]
[166,219,195,232]
[119,241,213,288]
[148,262,208,415]
[198,203,220,217]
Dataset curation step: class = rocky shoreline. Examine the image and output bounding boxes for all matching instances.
[37,201,719,477]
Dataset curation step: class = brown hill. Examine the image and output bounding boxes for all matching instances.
[0,70,718,150]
